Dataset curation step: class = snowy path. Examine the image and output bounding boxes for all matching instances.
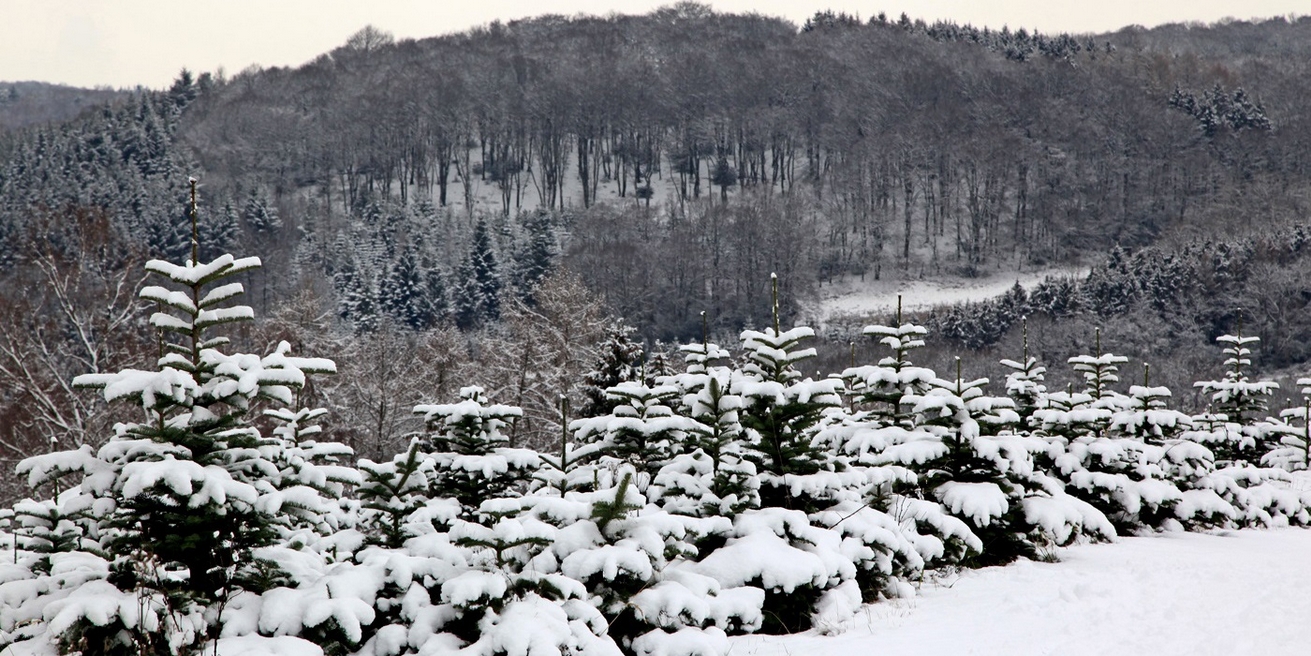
[731,528,1311,656]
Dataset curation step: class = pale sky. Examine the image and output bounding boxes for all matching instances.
[3,1,1306,89]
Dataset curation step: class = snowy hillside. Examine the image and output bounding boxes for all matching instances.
[734,524,1311,656]
[807,265,1087,325]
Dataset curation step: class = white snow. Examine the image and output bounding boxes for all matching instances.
[729,527,1311,656]
[806,266,1087,323]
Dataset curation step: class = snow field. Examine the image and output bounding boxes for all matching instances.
[731,527,1311,656]
[808,265,1088,324]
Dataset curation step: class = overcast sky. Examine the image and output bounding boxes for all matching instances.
[3,1,1306,89]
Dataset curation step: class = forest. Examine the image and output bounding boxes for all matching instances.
[3,4,1311,654]
[5,4,1311,482]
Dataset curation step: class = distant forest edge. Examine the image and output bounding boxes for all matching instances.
[4,6,1311,437]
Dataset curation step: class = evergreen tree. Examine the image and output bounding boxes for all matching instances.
[1110,364,1192,445]
[736,276,843,509]
[579,321,646,418]
[241,190,281,233]
[1268,379,1311,471]
[355,440,442,548]
[513,209,555,303]
[453,219,502,330]
[13,180,337,653]
[572,380,702,480]
[654,369,760,517]
[902,361,1039,565]
[379,248,432,330]
[413,385,536,518]
[999,317,1047,424]
[1068,328,1128,402]
[1192,330,1280,464]
[421,257,450,325]
[845,296,936,425]
[332,252,378,332]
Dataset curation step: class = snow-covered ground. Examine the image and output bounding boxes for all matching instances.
[732,527,1311,656]
[807,265,1087,325]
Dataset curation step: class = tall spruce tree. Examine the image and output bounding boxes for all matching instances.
[379,247,431,330]
[453,219,502,330]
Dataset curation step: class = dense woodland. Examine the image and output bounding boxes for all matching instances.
[4,6,1311,655]
[4,5,1311,497]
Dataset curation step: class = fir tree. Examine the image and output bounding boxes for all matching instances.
[513,209,555,303]
[999,317,1047,424]
[1269,379,1311,471]
[736,275,843,509]
[241,190,281,233]
[572,380,702,480]
[1192,328,1280,464]
[332,252,378,332]
[453,219,502,330]
[579,321,646,418]
[1110,363,1192,445]
[15,179,337,653]
[654,371,760,517]
[421,257,450,325]
[379,247,432,330]
[413,385,536,519]
[845,296,936,425]
[1068,328,1128,401]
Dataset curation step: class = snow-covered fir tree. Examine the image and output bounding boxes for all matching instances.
[1191,330,1280,465]
[735,276,844,510]
[1268,379,1311,471]
[999,317,1047,424]
[4,181,341,655]
[378,247,432,330]
[413,385,537,518]
[578,321,646,419]
[453,219,502,330]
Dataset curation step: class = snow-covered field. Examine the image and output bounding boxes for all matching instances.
[733,527,1311,656]
[807,265,1087,325]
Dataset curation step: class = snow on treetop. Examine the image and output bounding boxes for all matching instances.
[863,323,928,338]
[1127,385,1172,403]
[414,385,523,429]
[740,326,815,349]
[145,253,261,286]
[1217,334,1261,346]
[1068,353,1130,367]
